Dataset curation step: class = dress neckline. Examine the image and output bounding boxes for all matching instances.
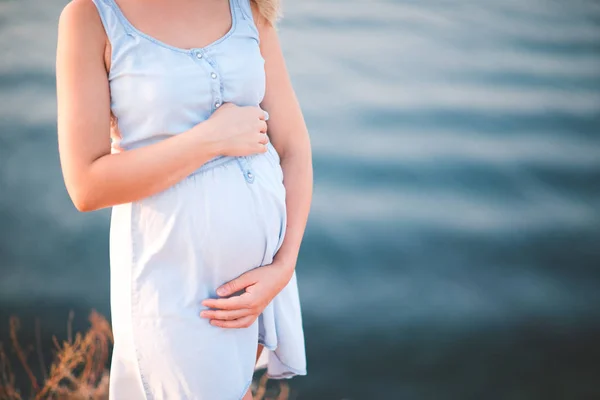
[105,0,237,54]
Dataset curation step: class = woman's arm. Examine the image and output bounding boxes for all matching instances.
[201,8,314,328]
[56,0,267,212]
[256,7,314,274]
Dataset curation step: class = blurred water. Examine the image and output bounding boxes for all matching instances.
[1,0,600,399]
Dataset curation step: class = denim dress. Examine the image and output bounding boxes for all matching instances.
[90,0,307,398]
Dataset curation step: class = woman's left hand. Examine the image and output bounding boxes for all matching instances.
[200,261,294,328]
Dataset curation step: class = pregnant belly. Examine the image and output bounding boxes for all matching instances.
[111,147,286,318]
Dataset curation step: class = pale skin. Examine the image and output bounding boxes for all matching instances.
[56,0,312,398]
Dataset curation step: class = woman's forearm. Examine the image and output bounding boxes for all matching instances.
[66,121,220,212]
[272,135,313,272]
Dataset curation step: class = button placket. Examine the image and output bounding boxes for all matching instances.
[204,56,223,113]
[245,170,254,182]
[191,51,255,184]
[236,157,255,184]
[191,50,223,112]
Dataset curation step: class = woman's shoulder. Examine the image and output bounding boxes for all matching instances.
[57,0,110,74]
[58,0,107,46]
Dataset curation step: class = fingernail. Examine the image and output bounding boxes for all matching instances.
[216,287,226,296]
[263,110,270,121]
[199,311,207,318]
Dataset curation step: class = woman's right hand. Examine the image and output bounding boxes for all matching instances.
[202,103,269,157]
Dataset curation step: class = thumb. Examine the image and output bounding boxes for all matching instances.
[217,270,257,297]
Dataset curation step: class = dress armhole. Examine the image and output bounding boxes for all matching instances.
[90,0,115,74]
[89,0,132,75]
[236,0,261,38]
[90,0,111,39]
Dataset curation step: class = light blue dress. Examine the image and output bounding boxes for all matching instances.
[90,0,307,398]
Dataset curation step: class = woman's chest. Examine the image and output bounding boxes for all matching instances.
[108,34,266,124]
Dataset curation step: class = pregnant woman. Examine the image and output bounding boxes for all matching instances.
[55,0,312,398]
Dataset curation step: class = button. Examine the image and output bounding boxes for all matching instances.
[215,101,221,108]
[196,53,203,59]
[211,72,217,79]
[247,171,253,179]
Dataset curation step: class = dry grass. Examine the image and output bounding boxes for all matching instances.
[252,372,290,400]
[0,310,112,400]
[0,311,289,400]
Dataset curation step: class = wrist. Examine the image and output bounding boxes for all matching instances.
[192,118,223,158]
[273,251,297,274]
[269,260,295,292]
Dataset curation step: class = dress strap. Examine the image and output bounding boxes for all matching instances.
[90,0,134,46]
[235,0,259,35]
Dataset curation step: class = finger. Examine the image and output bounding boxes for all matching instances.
[258,120,267,133]
[257,107,267,120]
[256,108,269,121]
[216,271,257,297]
[202,294,252,310]
[200,308,252,320]
[258,133,269,145]
[210,316,256,329]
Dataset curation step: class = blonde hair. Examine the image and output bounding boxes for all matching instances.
[251,0,282,25]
